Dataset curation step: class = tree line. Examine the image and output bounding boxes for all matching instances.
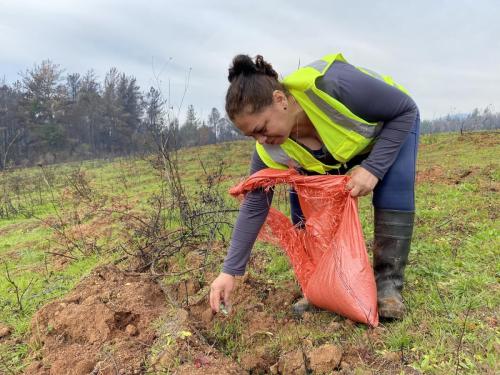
[421,107,500,134]
[0,60,243,170]
[1,60,499,170]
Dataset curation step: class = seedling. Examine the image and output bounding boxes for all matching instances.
[219,302,229,316]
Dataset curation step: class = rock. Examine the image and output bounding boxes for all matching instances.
[278,350,306,375]
[201,307,214,324]
[24,361,44,373]
[177,279,201,301]
[51,359,95,375]
[125,324,138,336]
[73,359,96,374]
[340,360,352,371]
[176,308,189,325]
[240,353,263,371]
[328,321,342,331]
[303,338,313,349]
[383,351,401,362]
[302,311,314,322]
[0,324,12,338]
[345,319,356,327]
[239,346,272,372]
[307,344,343,374]
[63,295,81,304]
[269,362,279,374]
[156,346,178,369]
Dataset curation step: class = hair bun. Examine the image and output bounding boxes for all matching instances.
[228,54,278,83]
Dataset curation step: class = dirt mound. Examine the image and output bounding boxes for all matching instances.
[26,265,168,374]
[23,259,416,374]
[25,264,247,374]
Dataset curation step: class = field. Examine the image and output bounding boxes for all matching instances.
[0,131,498,374]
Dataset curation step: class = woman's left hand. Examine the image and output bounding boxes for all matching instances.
[346,166,379,197]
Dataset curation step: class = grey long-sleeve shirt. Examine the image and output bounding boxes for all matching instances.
[222,61,419,276]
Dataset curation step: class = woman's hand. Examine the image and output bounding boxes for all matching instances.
[210,272,235,313]
[345,166,379,197]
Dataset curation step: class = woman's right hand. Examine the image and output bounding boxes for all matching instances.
[210,272,235,313]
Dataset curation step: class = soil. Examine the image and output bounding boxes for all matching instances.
[416,163,499,189]
[24,264,250,374]
[24,254,421,374]
[25,265,167,374]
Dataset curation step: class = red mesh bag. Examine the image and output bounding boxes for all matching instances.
[229,168,379,326]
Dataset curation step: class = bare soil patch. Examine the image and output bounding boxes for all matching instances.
[26,265,167,374]
[24,264,248,374]
[416,164,498,188]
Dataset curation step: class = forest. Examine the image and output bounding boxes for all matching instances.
[0,60,243,170]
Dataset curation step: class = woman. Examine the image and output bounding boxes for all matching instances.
[210,53,420,320]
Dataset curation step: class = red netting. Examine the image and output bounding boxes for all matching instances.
[230,168,378,326]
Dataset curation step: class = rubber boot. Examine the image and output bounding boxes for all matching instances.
[373,209,415,320]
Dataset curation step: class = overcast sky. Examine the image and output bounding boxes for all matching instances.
[1,0,499,121]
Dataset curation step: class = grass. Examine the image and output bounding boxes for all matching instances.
[0,131,499,373]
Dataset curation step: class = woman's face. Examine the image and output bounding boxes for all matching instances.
[233,91,294,145]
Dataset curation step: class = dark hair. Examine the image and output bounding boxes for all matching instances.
[225,54,286,120]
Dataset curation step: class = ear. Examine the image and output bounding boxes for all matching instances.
[272,90,287,106]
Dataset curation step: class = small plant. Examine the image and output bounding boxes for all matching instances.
[207,310,244,356]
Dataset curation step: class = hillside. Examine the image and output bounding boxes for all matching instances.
[0,131,498,374]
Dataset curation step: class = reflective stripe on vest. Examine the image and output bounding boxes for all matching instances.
[306,59,329,73]
[257,140,342,174]
[303,89,383,138]
[263,144,293,166]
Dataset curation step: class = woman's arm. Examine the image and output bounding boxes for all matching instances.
[221,149,273,275]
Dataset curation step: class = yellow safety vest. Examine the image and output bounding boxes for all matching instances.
[256,53,410,174]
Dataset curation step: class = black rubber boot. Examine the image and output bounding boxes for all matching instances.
[373,209,415,320]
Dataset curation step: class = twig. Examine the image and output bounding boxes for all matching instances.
[3,261,35,313]
[436,218,453,229]
[432,276,452,319]
[45,251,79,261]
[455,301,473,375]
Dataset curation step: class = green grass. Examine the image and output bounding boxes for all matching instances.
[0,132,498,373]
